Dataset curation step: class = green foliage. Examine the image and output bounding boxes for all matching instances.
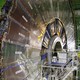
[72,0,80,10]
[78,52,80,58]
[75,16,80,47]
[0,0,6,12]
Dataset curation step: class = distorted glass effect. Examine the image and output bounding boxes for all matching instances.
[0,0,75,80]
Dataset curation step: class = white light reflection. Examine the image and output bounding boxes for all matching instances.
[19,32,25,38]
[22,15,28,23]
[28,1,33,9]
